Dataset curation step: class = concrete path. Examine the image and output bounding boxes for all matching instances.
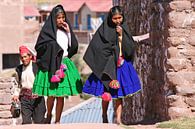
[125,124,171,129]
[1,123,123,129]
[0,123,172,129]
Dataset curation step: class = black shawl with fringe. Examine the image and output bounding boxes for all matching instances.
[84,15,135,91]
[35,5,78,74]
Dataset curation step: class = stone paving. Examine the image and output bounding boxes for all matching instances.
[0,123,172,129]
[1,123,123,129]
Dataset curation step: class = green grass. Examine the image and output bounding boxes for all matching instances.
[157,117,195,129]
[119,124,135,129]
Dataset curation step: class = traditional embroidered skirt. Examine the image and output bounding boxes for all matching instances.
[33,58,83,97]
[82,60,141,99]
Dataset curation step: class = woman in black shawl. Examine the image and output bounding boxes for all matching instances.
[82,6,142,124]
[32,5,82,124]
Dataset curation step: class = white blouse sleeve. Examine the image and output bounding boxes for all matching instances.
[67,33,71,47]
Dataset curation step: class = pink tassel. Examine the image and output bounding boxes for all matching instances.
[55,69,65,79]
[102,92,111,101]
[60,64,67,71]
[50,75,60,83]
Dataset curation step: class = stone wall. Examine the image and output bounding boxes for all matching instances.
[117,0,195,124]
[0,77,21,125]
[166,0,195,119]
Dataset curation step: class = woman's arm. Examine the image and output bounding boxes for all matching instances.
[132,33,149,42]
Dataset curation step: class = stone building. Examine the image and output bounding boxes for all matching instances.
[0,0,24,71]
[0,0,40,72]
[115,0,195,124]
[0,0,60,72]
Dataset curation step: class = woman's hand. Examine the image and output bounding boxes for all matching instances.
[62,22,70,33]
[116,25,122,36]
[12,96,19,102]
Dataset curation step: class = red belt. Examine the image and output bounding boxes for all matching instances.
[117,56,124,67]
[20,88,38,99]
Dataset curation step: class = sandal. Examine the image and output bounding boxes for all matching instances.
[102,115,108,123]
[44,115,52,124]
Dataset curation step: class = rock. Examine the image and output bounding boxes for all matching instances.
[167,95,188,108]
[166,58,188,72]
[185,97,195,107]
[169,1,191,11]
[0,111,12,118]
[168,107,192,119]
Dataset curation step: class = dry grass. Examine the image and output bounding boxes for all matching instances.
[157,117,195,129]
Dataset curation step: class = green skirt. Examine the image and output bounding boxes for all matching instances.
[33,58,83,97]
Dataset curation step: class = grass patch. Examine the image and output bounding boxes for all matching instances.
[157,117,195,129]
[120,125,135,129]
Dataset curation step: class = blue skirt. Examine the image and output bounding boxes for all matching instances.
[82,60,141,99]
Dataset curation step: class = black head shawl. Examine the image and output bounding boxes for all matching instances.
[35,5,78,74]
[83,9,135,91]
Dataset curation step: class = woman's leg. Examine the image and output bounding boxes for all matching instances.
[45,96,55,123]
[55,97,64,123]
[102,100,109,123]
[114,98,122,124]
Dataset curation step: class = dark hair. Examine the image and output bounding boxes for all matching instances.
[110,6,124,17]
[107,6,124,27]
[55,6,65,16]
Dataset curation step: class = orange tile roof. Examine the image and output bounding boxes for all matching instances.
[24,5,40,16]
[61,0,112,12]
